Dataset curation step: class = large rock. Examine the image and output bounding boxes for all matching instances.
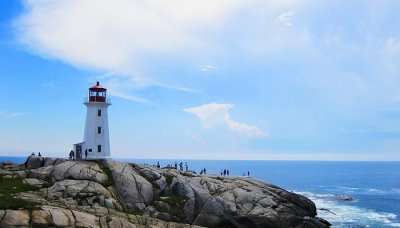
[0,210,30,227]
[1,157,329,228]
[139,165,329,228]
[106,216,136,228]
[73,210,100,227]
[51,160,109,184]
[103,160,154,210]
[48,179,112,199]
[31,209,51,226]
[1,207,202,228]
[43,157,67,167]
[29,165,54,180]
[33,206,76,227]
[25,155,44,169]
[23,178,47,188]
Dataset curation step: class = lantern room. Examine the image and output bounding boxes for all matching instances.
[89,81,107,102]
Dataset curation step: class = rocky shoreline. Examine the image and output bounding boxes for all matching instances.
[0,157,330,227]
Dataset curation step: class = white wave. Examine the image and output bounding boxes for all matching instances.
[336,186,360,191]
[325,186,400,196]
[297,191,400,227]
[359,188,400,196]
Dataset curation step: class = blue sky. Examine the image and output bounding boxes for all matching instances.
[1,0,400,160]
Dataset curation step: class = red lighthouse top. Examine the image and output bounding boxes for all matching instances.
[88,81,107,102]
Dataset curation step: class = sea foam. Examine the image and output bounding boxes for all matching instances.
[297,191,400,227]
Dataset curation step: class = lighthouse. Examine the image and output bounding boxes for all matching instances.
[74,82,111,159]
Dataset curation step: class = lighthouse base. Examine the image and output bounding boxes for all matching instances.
[73,142,111,160]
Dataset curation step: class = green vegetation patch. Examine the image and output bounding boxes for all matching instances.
[126,208,144,216]
[165,175,174,186]
[157,193,187,222]
[96,160,114,186]
[0,175,39,209]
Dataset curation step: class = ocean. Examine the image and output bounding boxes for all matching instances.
[1,156,400,227]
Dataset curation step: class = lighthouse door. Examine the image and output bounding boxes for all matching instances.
[75,144,82,160]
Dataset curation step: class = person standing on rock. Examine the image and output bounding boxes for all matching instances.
[248,171,250,176]
[157,162,160,168]
[227,170,229,176]
[185,162,188,171]
[38,152,42,157]
[85,150,88,159]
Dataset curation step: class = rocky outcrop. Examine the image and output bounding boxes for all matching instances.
[103,159,154,210]
[133,166,329,228]
[25,155,44,169]
[0,157,330,228]
[51,160,109,184]
[0,206,202,228]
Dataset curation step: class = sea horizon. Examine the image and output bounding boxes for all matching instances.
[2,155,400,162]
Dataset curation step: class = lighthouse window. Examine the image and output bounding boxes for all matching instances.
[97,109,101,116]
[97,127,102,134]
[97,145,102,153]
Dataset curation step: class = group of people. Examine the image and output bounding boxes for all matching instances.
[221,169,230,176]
[160,161,189,172]
[68,150,89,160]
[30,152,42,157]
[155,161,251,177]
[199,168,207,175]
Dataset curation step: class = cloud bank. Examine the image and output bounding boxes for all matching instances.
[0,111,26,118]
[184,103,267,138]
[14,0,303,93]
[15,0,246,75]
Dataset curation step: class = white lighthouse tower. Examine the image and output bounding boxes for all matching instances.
[74,82,111,159]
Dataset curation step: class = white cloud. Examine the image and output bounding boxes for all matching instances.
[201,64,217,72]
[275,11,295,27]
[99,74,200,104]
[14,0,304,89]
[0,111,26,118]
[15,0,245,77]
[100,76,152,104]
[184,103,267,138]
